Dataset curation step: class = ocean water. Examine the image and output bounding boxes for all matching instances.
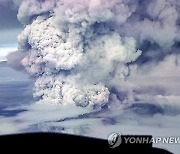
[0,62,180,153]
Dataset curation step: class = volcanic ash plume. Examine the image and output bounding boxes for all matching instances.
[16,0,141,109]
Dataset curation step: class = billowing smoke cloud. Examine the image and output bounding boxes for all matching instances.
[120,0,180,63]
[15,0,142,109]
[9,0,180,110]
[6,51,27,70]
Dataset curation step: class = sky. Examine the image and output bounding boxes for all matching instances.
[0,3,22,61]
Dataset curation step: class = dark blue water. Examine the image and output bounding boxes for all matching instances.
[0,62,33,114]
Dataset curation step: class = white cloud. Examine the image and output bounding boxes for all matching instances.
[0,46,17,61]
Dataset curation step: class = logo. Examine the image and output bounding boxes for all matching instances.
[108,132,122,148]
